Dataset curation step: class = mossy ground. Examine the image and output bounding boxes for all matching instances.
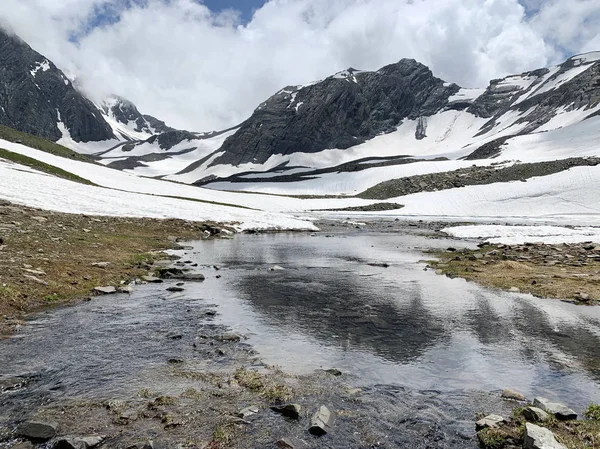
[429,244,600,303]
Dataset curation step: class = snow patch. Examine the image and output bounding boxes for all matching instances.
[30,59,50,77]
[443,225,600,245]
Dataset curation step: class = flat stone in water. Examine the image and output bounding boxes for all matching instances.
[309,405,334,436]
[271,404,302,420]
[16,420,58,440]
[501,388,527,401]
[142,276,163,283]
[475,414,506,431]
[93,286,116,295]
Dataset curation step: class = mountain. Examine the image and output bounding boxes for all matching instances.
[3,26,600,196]
[0,27,114,143]
[211,61,459,166]
[99,95,176,141]
[0,26,185,152]
[84,51,600,189]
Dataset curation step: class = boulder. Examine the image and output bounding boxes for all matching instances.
[15,420,58,440]
[271,404,302,420]
[475,414,506,431]
[166,286,185,292]
[533,397,577,420]
[524,423,567,449]
[501,388,526,401]
[309,406,334,436]
[523,407,550,423]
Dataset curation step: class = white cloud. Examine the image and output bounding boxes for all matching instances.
[0,0,599,132]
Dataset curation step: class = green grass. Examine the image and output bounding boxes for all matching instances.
[584,403,600,421]
[0,125,92,163]
[0,148,96,185]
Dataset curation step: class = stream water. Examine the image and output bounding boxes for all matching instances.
[2,225,600,447]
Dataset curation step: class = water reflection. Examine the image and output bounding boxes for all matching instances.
[188,232,600,406]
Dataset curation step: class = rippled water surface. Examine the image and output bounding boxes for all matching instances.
[187,230,600,408]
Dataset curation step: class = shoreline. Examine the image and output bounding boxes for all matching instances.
[0,200,236,337]
[428,241,600,305]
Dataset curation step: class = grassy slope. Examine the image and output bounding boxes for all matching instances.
[0,148,96,185]
[0,125,92,162]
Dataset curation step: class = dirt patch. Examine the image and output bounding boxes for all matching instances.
[428,242,600,303]
[0,200,230,336]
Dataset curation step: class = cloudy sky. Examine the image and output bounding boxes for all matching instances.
[1,0,599,131]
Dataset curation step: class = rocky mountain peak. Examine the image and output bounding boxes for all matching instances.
[210,58,458,167]
[0,26,114,143]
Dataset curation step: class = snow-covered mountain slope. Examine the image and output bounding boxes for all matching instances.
[0,137,384,213]
[80,51,600,191]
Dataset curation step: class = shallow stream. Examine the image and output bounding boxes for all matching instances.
[3,225,600,447]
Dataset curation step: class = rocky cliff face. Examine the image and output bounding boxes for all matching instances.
[101,95,175,139]
[0,27,114,143]
[210,60,459,166]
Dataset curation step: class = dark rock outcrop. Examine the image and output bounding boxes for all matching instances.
[210,60,459,166]
[0,27,114,142]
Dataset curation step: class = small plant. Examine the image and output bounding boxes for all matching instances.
[585,403,600,421]
[262,384,293,402]
[137,388,155,399]
[234,368,265,391]
[212,423,235,444]
[43,293,60,302]
[180,387,203,400]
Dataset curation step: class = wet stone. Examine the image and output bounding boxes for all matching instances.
[52,435,105,449]
[276,437,306,449]
[142,276,163,283]
[501,388,527,401]
[93,286,116,295]
[15,420,58,440]
[11,443,35,449]
[309,406,334,436]
[271,404,302,420]
[236,406,259,419]
[219,333,242,342]
[166,286,185,292]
